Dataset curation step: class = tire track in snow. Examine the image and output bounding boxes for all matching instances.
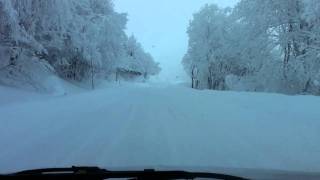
[105,96,174,167]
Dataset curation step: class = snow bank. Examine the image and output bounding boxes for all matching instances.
[0,78,84,106]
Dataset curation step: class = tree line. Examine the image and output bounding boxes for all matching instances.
[183,0,320,95]
[0,0,160,91]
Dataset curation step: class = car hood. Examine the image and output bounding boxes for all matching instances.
[106,166,320,180]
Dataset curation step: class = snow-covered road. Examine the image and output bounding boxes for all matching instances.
[1,83,320,173]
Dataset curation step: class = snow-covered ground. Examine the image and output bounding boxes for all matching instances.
[1,83,320,174]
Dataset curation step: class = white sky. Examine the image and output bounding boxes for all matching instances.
[115,0,239,82]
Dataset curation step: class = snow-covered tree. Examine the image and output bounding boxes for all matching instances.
[117,35,160,81]
[0,0,160,91]
[0,0,52,91]
[235,0,320,94]
[183,4,271,90]
[183,1,320,95]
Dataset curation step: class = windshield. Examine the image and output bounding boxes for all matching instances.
[1,0,320,178]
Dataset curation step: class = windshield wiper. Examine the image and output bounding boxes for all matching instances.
[0,166,249,180]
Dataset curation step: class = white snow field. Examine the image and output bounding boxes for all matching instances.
[1,83,320,174]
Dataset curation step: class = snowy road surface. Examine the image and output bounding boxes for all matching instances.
[1,83,320,173]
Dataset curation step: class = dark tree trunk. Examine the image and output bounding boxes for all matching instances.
[90,58,95,90]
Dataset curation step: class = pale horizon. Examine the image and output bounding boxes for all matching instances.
[115,0,239,82]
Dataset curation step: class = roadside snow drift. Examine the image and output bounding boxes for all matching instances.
[1,83,320,173]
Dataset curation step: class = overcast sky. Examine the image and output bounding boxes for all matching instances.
[115,0,239,82]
